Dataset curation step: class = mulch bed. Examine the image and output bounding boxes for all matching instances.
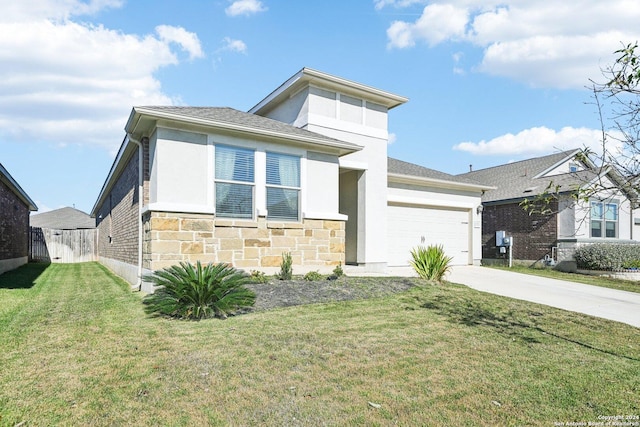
[245,276,421,312]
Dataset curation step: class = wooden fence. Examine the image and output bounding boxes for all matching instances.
[29,227,97,263]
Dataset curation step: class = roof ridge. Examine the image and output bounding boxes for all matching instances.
[460,149,580,176]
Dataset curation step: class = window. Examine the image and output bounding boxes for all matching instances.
[266,152,300,221]
[591,201,618,238]
[569,163,579,173]
[215,145,254,219]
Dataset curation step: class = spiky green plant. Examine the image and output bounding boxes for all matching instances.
[409,245,453,283]
[277,252,293,280]
[143,261,255,320]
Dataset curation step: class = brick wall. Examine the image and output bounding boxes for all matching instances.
[96,148,140,265]
[0,180,30,260]
[482,201,558,261]
[143,212,345,272]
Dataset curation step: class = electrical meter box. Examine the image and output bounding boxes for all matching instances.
[502,236,512,246]
[496,230,506,246]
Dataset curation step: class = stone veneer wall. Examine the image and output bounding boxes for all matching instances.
[143,211,345,272]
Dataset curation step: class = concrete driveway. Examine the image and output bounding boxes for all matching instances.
[447,266,640,328]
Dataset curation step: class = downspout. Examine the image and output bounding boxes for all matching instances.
[128,134,144,291]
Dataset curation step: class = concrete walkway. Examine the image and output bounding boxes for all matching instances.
[447,266,640,328]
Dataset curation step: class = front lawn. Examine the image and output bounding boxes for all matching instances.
[1,263,638,426]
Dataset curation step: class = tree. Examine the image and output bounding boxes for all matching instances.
[520,43,640,217]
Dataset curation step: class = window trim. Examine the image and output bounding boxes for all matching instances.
[265,151,301,222]
[214,144,256,220]
[590,200,619,238]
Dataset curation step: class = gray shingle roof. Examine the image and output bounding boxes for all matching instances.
[457,150,588,203]
[388,157,486,186]
[137,106,361,151]
[30,207,95,229]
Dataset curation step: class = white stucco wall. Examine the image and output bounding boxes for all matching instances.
[147,126,343,221]
[150,128,209,211]
[387,182,483,264]
[264,88,310,127]
[573,188,635,240]
[305,151,341,218]
[558,195,577,238]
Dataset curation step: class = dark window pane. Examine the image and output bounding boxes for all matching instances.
[605,221,616,238]
[216,183,253,218]
[267,187,299,221]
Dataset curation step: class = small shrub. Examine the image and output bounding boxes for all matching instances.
[304,270,324,281]
[332,262,344,278]
[143,261,255,320]
[574,243,640,271]
[276,252,293,280]
[622,259,640,269]
[410,245,453,282]
[249,270,268,283]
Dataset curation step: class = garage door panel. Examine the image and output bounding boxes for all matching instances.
[388,205,470,266]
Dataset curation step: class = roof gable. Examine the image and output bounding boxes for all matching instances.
[249,68,408,116]
[30,207,95,229]
[457,149,590,203]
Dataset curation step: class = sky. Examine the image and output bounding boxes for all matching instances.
[2,0,640,214]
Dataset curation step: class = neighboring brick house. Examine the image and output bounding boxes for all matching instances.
[92,68,491,291]
[458,149,640,267]
[0,163,37,274]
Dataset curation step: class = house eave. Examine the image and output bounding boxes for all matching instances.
[90,135,136,217]
[0,163,37,211]
[388,172,496,192]
[127,107,363,156]
[249,67,409,115]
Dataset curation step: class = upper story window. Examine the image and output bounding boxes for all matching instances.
[591,200,618,238]
[569,163,579,173]
[266,152,300,221]
[215,145,254,219]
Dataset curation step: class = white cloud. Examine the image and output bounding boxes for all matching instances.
[387,3,468,48]
[388,133,397,145]
[452,126,611,156]
[0,3,203,151]
[156,25,204,60]
[225,0,267,17]
[220,37,248,54]
[385,1,640,88]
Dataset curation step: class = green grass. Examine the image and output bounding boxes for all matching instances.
[489,264,640,294]
[1,262,639,426]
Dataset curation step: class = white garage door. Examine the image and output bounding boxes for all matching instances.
[388,204,470,266]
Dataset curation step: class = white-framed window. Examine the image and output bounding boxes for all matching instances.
[215,145,255,219]
[266,152,300,221]
[590,200,618,238]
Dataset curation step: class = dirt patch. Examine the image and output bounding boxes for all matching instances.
[245,276,421,312]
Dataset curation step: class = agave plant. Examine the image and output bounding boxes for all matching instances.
[143,261,255,320]
[409,245,453,283]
